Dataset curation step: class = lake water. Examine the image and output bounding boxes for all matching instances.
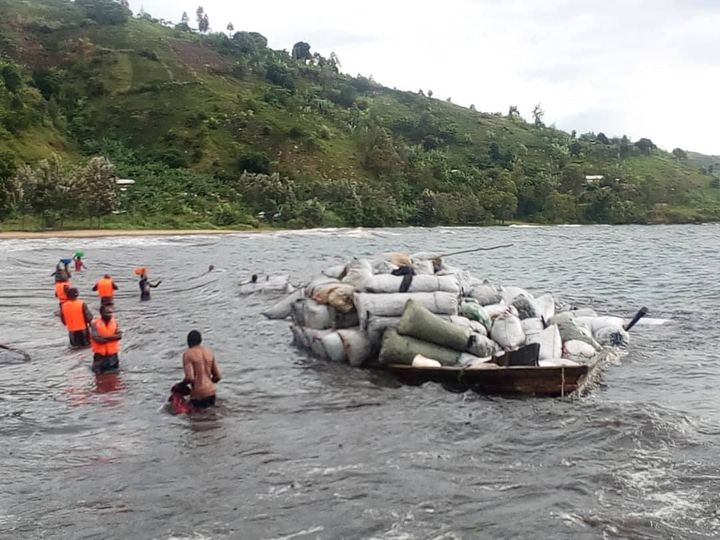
[1,224,719,539]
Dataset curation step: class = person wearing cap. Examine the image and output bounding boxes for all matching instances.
[60,287,93,347]
[181,330,221,409]
[93,274,118,306]
[89,304,123,374]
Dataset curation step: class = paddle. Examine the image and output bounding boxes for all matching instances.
[623,306,649,332]
[437,243,514,258]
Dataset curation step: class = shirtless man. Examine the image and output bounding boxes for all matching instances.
[182,330,221,409]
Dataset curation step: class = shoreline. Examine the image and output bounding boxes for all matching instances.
[0,229,261,240]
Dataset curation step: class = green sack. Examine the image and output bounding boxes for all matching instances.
[459,301,492,332]
[397,299,470,352]
[379,328,460,366]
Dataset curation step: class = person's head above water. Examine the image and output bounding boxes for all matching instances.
[100,305,113,322]
[251,274,258,284]
[104,274,111,279]
[66,287,79,300]
[187,330,202,347]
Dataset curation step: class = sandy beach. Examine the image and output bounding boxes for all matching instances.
[0,229,254,240]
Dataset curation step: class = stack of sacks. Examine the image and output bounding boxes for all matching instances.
[378,300,495,368]
[263,251,632,369]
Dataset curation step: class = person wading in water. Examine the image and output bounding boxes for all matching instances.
[60,288,93,347]
[89,304,123,374]
[181,330,221,409]
[93,274,118,307]
[139,272,162,301]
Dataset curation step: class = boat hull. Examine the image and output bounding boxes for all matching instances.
[385,363,593,398]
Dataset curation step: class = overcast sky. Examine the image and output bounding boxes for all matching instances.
[130,0,720,154]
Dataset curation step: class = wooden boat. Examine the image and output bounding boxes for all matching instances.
[384,359,600,398]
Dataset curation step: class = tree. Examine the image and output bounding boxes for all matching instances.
[532,103,544,126]
[469,104,476,111]
[427,90,433,98]
[507,105,520,120]
[76,0,130,25]
[544,191,578,223]
[635,137,656,155]
[181,11,189,24]
[446,97,452,103]
[226,22,234,34]
[196,6,204,27]
[291,41,312,61]
[1,64,23,93]
[199,14,209,33]
[418,89,425,96]
[485,190,517,223]
[569,141,582,157]
[559,164,584,195]
[119,0,129,7]
[597,132,610,144]
[77,157,120,223]
[672,148,687,160]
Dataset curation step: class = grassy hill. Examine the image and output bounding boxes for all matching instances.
[1,0,719,229]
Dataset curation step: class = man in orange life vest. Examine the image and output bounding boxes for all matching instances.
[54,272,71,309]
[89,304,123,374]
[93,274,118,306]
[60,287,93,347]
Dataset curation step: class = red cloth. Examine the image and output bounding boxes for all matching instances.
[169,393,193,414]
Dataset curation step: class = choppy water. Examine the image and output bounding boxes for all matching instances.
[1,225,719,539]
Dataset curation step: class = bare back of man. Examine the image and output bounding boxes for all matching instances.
[183,346,220,399]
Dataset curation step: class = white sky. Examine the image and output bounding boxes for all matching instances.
[131,0,720,154]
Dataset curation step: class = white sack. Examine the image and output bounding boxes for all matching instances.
[412,355,443,368]
[355,292,458,328]
[490,312,525,351]
[468,283,502,306]
[501,286,531,305]
[342,258,373,288]
[321,332,347,362]
[361,274,460,294]
[262,289,304,319]
[449,315,487,336]
[322,265,346,279]
[521,318,544,339]
[337,329,373,367]
[467,334,497,358]
[526,324,562,361]
[534,294,556,322]
[550,311,576,325]
[484,302,512,320]
[563,340,597,357]
[291,298,333,330]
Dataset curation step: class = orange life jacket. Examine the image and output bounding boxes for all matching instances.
[96,278,114,298]
[61,299,88,332]
[91,318,120,356]
[55,281,71,304]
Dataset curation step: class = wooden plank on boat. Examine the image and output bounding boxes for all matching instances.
[384,363,594,398]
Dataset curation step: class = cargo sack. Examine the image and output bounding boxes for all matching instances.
[511,294,538,320]
[365,316,402,347]
[557,320,601,350]
[239,274,292,295]
[449,315,487,336]
[291,298,334,330]
[563,340,597,357]
[534,294,555,322]
[412,259,436,275]
[484,302,515,320]
[397,299,471,352]
[361,274,460,294]
[550,311,576,326]
[526,324,562,361]
[385,252,413,267]
[355,292,458,328]
[291,325,333,359]
[337,329,373,367]
[459,301,492,332]
[322,265,347,279]
[468,283,502,306]
[466,334,497,358]
[306,277,340,298]
[334,309,359,329]
[341,258,373,288]
[321,331,347,362]
[325,284,356,313]
[379,328,461,366]
[521,317,544,339]
[262,289,304,319]
[372,259,398,275]
[490,312,525,351]
[412,354,443,368]
[501,286,530,305]
[595,326,630,347]
[570,307,598,318]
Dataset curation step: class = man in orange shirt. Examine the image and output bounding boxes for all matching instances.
[54,273,71,310]
[93,274,118,306]
[60,288,93,347]
[89,305,123,374]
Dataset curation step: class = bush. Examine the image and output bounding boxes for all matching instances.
[76,0,130,25]
[238,152,271,174]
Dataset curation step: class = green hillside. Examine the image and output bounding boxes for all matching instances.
[1,0,719,229]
